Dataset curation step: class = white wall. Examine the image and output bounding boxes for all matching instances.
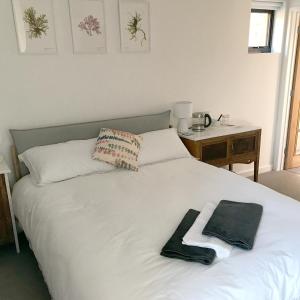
[0,0,281,180]
[289,0,300,7]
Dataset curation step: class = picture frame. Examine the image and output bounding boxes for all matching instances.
[119,0,151,53]
[69,0,107,54]
[12,0,57,54]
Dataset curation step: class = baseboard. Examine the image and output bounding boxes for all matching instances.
[236,164,273,178]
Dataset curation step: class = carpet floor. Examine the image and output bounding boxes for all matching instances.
[0,234,51,300]
[289,167,300,175]
[258,170,300,201]
[0,170,299,300]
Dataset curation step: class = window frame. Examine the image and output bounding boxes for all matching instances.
[248,9,275,54]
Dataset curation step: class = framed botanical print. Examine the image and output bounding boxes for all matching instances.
[119,0,150,53]
[12,0,57,54]
[69,0,106,54]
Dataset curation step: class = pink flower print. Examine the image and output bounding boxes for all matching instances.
[78,15,101,36]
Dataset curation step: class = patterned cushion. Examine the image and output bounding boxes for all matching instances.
[93,128,143,171]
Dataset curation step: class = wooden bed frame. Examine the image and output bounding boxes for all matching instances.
[11,145,21,182]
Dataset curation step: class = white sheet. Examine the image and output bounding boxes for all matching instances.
[12,158,300,300]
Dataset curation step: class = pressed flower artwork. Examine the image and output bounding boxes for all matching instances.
[78,15,101,36]
[12,0,57,54]
[23,7,49,39]
[127,12,146,46]
[69,0,106,54]
[119,0,150,52]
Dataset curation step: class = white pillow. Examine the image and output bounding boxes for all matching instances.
[139,128,191,166]
[19,138,115,185]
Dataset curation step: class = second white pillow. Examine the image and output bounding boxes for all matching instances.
[139,128,191,166]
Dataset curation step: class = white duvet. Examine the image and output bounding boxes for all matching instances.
[12,158,300,300]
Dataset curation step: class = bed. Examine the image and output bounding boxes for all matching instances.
[10,111,300,300]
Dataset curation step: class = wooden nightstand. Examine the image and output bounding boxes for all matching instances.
[179,126,261,182]
[0,159,20,252]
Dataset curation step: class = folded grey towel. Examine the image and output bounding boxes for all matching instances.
[161,209,216,265]
[202,200,263,250]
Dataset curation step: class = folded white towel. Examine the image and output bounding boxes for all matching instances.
[182,201,233,259]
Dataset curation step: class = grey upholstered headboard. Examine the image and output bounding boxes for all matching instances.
[10,110,171,180]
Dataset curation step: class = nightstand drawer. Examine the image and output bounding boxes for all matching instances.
[231,135,256,155]
[202,141,228,162]
[0,159,20,252]
[0,219,6,244]
[0,174,13,245]
[0,219,13,245]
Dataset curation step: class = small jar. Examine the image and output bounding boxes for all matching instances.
[221,114,230,126]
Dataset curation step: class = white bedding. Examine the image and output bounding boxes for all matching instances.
[12,158,300,300]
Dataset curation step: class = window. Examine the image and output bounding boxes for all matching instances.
[248,9,274,53]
